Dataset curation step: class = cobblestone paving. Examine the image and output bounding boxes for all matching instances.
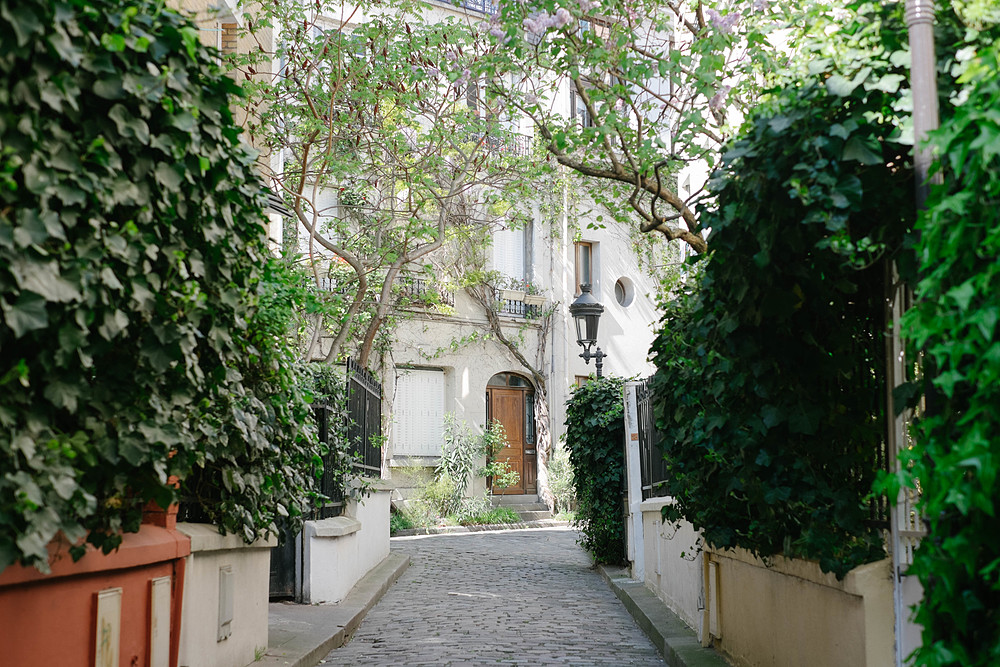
[321,527,664,666]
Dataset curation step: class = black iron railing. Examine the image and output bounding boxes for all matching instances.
[637,377,669,500]
[346,358,383,478]
[398,276,455,307]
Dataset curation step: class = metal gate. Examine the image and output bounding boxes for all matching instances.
[269,359,383,600]
[636,377,668,500]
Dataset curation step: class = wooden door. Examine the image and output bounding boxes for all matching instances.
[490,388,525,495]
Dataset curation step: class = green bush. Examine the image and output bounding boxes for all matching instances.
[649,4,913,578]
[564,377,626,565]
[547,444,576,514]
[0,0,318,570]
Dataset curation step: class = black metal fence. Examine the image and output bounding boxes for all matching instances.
[636,377,669,500]
[313,359,383,518]
[498,298,544,318]
[346,358,383,478]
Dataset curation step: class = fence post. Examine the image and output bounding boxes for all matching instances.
[624,382,645,582]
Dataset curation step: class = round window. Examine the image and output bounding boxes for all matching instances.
[615,277,635,307]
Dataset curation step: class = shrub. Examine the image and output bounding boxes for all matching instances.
[649,4,914,578]
[0,0,318,570]
[564,377,626,565]
[547,444,576,514]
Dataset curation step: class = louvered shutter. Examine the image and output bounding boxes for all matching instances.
[392,369,445,457]
[492,226,525,282]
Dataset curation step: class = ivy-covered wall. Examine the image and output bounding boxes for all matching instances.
[898,38,1000,666]
[564,377,626,565]
[0,0,319,571]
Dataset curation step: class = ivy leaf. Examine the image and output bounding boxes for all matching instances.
[2,293,49,337]
[842,136,882,165]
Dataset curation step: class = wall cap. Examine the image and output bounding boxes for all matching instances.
[176,523,277,553]
[308,516,362,538]
[705,545,892,593]
[639,496,675,513]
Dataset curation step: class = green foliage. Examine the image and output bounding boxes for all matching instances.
[898,38,1000,667]
[564,377,626,565]
[648,4,915,579]
[547,444,577,515]
[453,504,519,526]
[0,0,318,570]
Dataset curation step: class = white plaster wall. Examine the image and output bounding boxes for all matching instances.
[176,524,275,667]
[303,485,391,604]
[640,498,705,637]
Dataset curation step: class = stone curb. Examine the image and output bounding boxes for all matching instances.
[598,566,731,667]
[259,552,410,667]
[391,518,571,537]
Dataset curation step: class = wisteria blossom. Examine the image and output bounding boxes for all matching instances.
[522,7,572,35]
[708,84,731,111]
[706,8,741,34]
[752,0,769,12]
[577,0,598,11]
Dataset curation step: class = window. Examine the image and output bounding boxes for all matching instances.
[614,276,634,307]
[525,392,536,444]
[493,225,526,283]
[575,241,593,294]
[569,86,595,128]
[392,368,445,457]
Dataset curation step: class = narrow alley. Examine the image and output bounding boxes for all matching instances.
[319,528,664,666]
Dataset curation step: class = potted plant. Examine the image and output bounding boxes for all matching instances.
[498,277,526,302]
[523,281,546,306]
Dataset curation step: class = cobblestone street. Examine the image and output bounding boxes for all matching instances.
[320,528,664,666]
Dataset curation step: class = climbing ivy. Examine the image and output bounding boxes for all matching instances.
[0,0,320,571]
[897,38,1000,667]
[564,377,626,565]
[648,4,914,578]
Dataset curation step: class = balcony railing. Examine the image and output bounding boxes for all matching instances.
[475,132,531,158]
[398,276,455,308]
[498,298,544,319]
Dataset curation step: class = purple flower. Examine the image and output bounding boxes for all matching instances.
[752,0,769,11]
[708,85,731,111]
[707,8,741,34]
[554,7,571,27]
[490,25,506,38]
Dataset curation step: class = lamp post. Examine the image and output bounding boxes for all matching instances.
[569,283,607,377]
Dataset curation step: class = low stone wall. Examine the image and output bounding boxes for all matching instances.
[176,523,275,667]
[640,498,705,637]
[303,480,392,604]
[640,497,895,667]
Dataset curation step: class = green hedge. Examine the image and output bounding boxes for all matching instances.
[648,5,913,578]
[0,0,319,571]
[564,377,626,565]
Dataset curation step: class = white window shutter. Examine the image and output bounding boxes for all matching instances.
[393,369,445,457]
[492,226,525,281]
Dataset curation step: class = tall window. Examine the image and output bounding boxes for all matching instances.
[493,225,526,284]
[575,241,593,294]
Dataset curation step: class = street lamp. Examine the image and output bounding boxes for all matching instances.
[569,283,607,377]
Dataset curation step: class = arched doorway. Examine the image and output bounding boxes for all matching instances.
[486,373,537,496]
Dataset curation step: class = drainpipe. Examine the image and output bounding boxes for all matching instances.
[906,0,941,208]
[887,4,941,667]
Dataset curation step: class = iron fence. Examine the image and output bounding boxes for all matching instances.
[636,377,669,500]
[346,358,383,478]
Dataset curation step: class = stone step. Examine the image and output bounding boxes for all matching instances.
[495,503,549,513]
[490,494,539,506]
[515,510,555,522]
